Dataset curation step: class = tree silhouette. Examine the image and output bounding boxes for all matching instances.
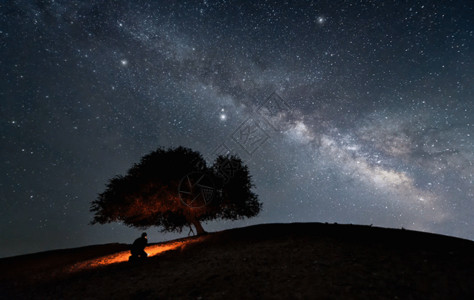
[90,146,261,235]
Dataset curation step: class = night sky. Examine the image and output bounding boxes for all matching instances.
[1,1,473,258]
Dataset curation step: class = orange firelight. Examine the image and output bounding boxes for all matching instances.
[67,237,204,273]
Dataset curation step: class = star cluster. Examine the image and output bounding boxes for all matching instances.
[0,1,472,257]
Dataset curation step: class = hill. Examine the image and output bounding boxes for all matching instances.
[1,223,474,299]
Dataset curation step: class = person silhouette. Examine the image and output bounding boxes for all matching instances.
[129,232,148,261]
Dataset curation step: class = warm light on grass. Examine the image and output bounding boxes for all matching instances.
[67,237,204,273]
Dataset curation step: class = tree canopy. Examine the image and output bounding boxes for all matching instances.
[90,146,261,235]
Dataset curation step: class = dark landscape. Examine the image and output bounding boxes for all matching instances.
[2,223,474,299]
[2,2,473,299]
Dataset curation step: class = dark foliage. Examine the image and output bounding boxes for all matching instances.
[90,146,261,234]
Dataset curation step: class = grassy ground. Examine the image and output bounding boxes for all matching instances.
[1,223,474,299]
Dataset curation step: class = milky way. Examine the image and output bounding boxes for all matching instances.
[1,1,473,257]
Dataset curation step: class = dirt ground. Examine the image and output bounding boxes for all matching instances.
[1,223,474,299]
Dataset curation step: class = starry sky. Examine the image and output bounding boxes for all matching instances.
[1,0,473,258]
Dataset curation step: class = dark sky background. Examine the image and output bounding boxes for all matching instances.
[1,0,473,258]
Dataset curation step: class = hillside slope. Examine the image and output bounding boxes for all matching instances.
[2,223,474,299]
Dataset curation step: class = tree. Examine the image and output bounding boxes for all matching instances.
[90,146,261,235]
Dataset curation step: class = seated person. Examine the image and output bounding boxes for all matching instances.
[129,232,148,261]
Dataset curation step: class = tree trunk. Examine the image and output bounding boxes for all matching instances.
[191,219,206,235]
